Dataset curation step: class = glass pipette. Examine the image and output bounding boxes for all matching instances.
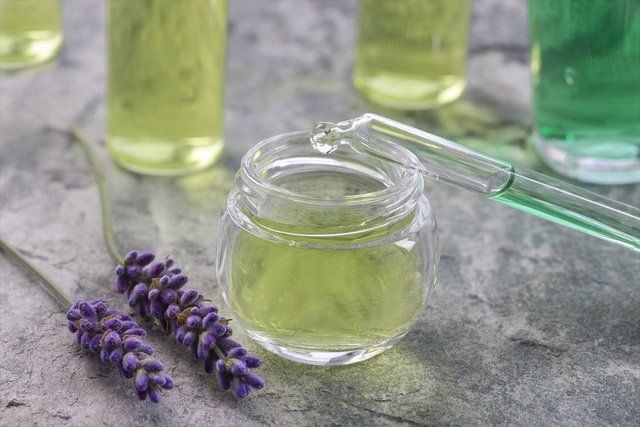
[311,113,640,252]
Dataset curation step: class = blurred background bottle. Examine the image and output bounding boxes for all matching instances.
[107,0,227,176]
[0,0,63,71]
[353,0,471,110]
[529,0,640,184]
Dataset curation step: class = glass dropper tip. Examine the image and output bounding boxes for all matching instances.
[310,122,344,155]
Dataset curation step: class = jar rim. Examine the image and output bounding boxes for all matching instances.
[240,130,423,208]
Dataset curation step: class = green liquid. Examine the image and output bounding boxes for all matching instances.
[0,0,62,71]
[353,0,470,109]
[529,0,640,183]
[224,173,429,352]
[107,0,227,175]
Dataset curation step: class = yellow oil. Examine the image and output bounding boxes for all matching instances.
[353,0,471,109]
[224,173,428,352]
[107,0,227,175]
[0,0,62,71]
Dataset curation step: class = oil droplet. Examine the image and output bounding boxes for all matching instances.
[310,122,340,154]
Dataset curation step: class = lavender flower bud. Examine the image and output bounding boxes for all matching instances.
[243,355,262,369]
[143,359,164,372]
[79,302,96,318]
[89,336,101,353]
[148,288,160,300]
[135,252,155,266]
[242,373,265,389]
[148,389,160,404]
[235,383,251,399]
[230,360,248,376]
[145,262,165,279]
[175,325,187,344]
[163,377,174,390]
[169,274,188,289]
[211,323,227,337]
[229,347,247,358]
[122,353,138,373]
[124,251,138,264]
[165,304,180,319]
[180,290,199,306]
[202,333,216,349]
[66,309,82,321]
[135,373,149,392]
[183,331,196,346]
[125,264,142,278]
[186,315,201,329]
[124,337,142,352]
[202,312,219,327]
[160,289,177,305]
[109,348,123,364]
[104,331,122,349]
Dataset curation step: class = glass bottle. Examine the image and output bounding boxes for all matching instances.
[0,0,63,71]
[529,0,640,184]
[353,0,471,110]
[107,0,227,176]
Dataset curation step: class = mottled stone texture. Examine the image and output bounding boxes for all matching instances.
[1,0,638,426]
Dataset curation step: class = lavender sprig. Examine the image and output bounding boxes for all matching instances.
[115,251,264,398]
[67,298,174,403]
[0,238,174,404]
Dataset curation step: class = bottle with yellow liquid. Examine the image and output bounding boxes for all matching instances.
[353,0,471,110]
[107,0,227,175]
[0,0,63,71]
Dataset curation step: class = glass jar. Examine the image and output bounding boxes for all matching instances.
[216,131,439,366]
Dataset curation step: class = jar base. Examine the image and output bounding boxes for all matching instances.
[533,134,640,184]
[246,330,406,366]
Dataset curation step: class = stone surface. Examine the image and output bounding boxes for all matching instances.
[1,0,639,426]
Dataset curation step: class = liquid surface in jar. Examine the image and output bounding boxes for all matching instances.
[226,172,428,351]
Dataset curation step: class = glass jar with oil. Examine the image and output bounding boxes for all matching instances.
[107,0,227,175]
[353,0,471,109]
[216,131,439,365]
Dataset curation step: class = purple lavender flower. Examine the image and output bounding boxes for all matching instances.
[66,298,174,403]
[115,251,264,398]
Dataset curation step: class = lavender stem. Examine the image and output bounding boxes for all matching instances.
[0,237,73,309]
[68,127,123,264]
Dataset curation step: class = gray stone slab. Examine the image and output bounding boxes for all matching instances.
[1,0,638,426]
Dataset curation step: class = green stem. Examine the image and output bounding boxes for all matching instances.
[67,128,123,264]
[0,238,73,309]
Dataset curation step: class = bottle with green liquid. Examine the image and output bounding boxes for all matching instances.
[0,0,63,71]
[353,0,471,109]
[529,0,640,184]
[107,0,227,175]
